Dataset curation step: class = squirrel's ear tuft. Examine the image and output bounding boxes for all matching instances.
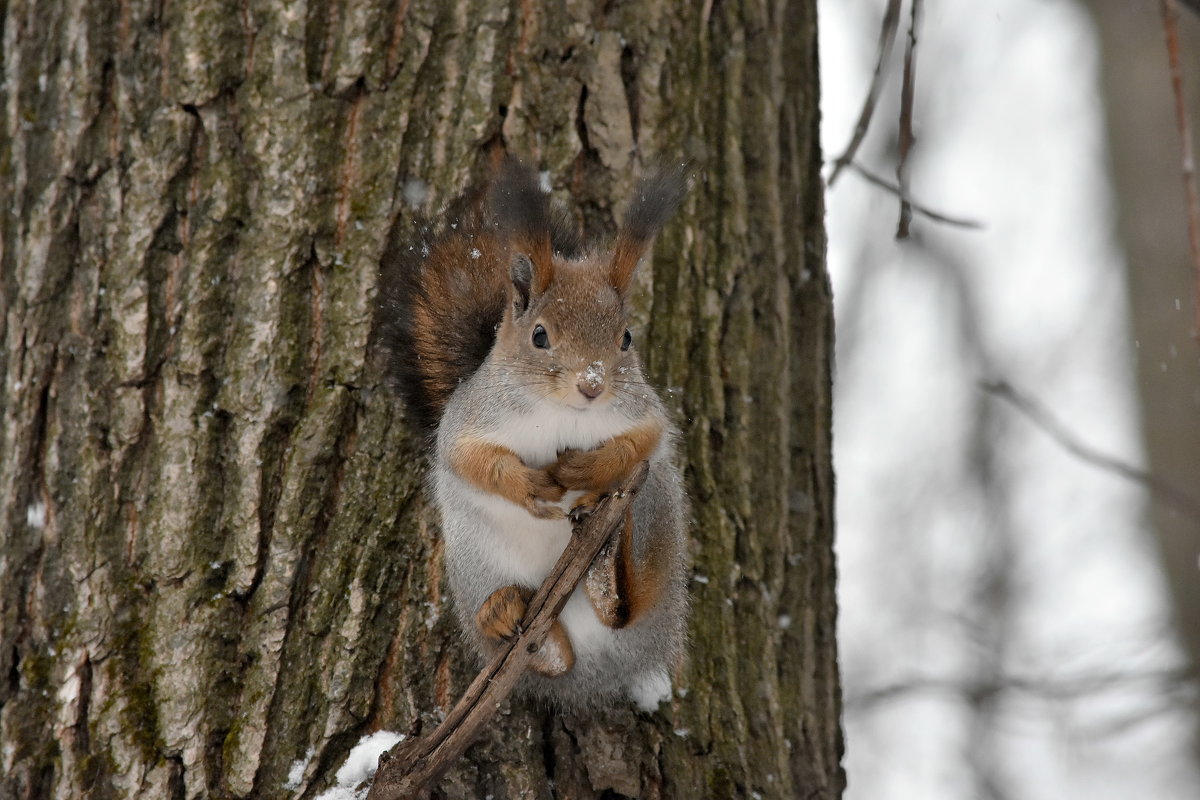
[488,156,555,294]
[610,165,687,295]
[510,253,534,315]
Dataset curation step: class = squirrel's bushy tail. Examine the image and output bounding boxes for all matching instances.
[374,191,503,430]
[373,159,582,430]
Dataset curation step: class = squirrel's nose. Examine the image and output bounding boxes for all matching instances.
[576,379,604,400]
[576,362,606,400]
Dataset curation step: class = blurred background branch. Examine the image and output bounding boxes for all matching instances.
[823,1,1200,797]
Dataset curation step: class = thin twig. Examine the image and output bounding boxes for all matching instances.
[364,462,650,800]
[895,0,923,239]
[850,162,983,230]
[847,665,1196,710]
[981,380,1200,526]
[1160,0,1200,342]
[828,0,903,186]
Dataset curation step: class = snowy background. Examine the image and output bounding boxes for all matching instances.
[820,1,1200,798]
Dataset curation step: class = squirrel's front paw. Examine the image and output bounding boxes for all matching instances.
[524,468,566,519]
[549,448,599,490]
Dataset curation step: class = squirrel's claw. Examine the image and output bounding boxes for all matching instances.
[568,491,607,523]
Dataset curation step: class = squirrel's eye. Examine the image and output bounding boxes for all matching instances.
[621,329,632,351]
[532,325,550,349]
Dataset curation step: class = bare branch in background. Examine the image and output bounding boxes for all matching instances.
[850,162,984,229]
[896,0,924,238]
[1179,0,1200,19]
[981,380,1200,525]
[847,665,1196,711]
[828,0,903,186]
[1159,0,1200,342]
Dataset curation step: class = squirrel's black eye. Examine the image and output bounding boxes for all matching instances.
[532,325,550,349]
[621,329,632,351]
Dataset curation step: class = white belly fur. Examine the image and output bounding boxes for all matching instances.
[486,399,634,467]
[456,481,615,658]
[456,400,636,656]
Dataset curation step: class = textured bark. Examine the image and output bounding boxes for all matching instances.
[0,1,840,799]
[1086,0,1200,767]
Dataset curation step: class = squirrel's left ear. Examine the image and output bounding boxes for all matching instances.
[510,253,534,315]
[610,166,687,295]
[488,156,555,296]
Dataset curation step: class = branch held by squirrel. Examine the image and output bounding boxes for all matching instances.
[363,461,651,800]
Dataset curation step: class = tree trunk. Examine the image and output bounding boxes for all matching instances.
[0,1,841,798]
[1085,0,1200,767]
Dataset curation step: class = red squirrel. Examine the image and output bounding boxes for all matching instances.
[375,157,688,710]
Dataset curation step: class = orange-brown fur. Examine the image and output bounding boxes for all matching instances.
[609,236,648,296]
[552,421,663,489]
[407,231,510,419]
[584,505,673,629]
[449,437,566,519]
[550,421,664,514]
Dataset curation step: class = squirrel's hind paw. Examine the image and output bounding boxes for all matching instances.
[476,586,576,677]
[528,621,575,678]
[476,585,530,641]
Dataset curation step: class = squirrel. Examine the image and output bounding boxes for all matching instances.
[374,158,696,714]
[374,156,689,712]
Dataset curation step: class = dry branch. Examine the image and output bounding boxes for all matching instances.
[364,462,651,800]
[1159,0,1200,342]
[849,162,982,230]
[828,0,903,186]
[895,0,923,239]
[847,665,1196,710]
[981,381,1200,526]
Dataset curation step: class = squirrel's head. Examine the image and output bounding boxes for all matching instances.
[489,159,686,410]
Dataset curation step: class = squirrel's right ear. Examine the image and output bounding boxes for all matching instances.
[610,166,688,296]
[510,253,534,315]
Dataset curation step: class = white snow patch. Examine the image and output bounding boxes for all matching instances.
[581,361,605,388]
[283,747,316,791]
[314,731,404,800]
[402,179,428,209]
[628,669,671,711]
[56,668,80,706]
[26,501,45,529]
